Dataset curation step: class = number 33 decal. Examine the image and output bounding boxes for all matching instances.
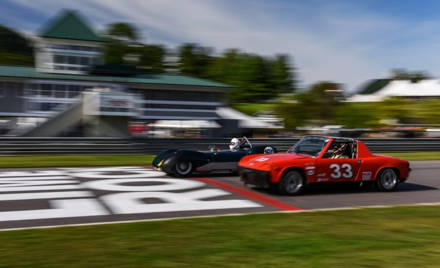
[330,163,353,179]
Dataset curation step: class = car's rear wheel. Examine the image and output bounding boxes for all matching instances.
[278,170,305,195]
[376,168,399,191]
[174,160,193,177]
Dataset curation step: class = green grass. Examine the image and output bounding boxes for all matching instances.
[2,206,440,267]
[232,103,276,115]
[0,155,155,168]
[0,152,438,169]
[381,152,440,161]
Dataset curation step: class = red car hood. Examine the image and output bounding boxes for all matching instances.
[240,153,312,169]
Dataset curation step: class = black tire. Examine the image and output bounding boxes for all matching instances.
[278,170,305,195]
[174,160,194,177]
[376,168,399,192]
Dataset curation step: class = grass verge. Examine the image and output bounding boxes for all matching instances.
[0,155,155,168]
[1,205,440,267]
[381,151,440,161]
[0,152,437,169]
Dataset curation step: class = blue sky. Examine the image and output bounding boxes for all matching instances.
[2,0,440,91]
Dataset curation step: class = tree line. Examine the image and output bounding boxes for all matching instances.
[0,22,296,103]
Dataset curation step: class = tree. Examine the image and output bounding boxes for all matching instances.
[106,22,139,42]
[178,43,213,78]
[275,81,342,130]
[268,54,295,95]
[0,26,34,66]
[379,97,413,124]
[391,69,430,83]
[102,23,139,65]
[232,54,272,101]
[138,44,165,74]
[206,50,297,103]
[335,102,381,128]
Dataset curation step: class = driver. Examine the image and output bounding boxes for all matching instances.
[331,143,349,159]
[229,138,242,152]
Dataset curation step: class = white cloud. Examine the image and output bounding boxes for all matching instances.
[9,0,440,91]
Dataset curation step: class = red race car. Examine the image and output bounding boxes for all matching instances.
[238,136,411,195]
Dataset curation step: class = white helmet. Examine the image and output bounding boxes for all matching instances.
[229,138,240,151]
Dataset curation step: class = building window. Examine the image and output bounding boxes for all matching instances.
[67,56,77,65]
[80,57,89,65]
[54,55,66,64]
[41,84,53,97]
[54,84,66,98]
[0,82,5,97]
[67,85,81,98]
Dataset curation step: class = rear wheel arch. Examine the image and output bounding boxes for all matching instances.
[375,166,400,181]
[376,167,400,191]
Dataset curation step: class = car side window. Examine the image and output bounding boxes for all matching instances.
[323,141,354,159]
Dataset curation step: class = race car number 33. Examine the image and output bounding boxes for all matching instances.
[330,163,353,179]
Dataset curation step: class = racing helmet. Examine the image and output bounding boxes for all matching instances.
[264,146,275,154]
[229,138,240,151]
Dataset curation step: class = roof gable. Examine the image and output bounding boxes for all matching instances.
[39,10,103,42]
[358,79,391,95]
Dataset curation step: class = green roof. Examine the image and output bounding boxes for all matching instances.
[39,10,103,42]
[0,66,231,88]
[358,79,391,95]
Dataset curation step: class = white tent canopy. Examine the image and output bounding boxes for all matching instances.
[216,107,281,129]
[148,120,220,129]
[347,79,440,102]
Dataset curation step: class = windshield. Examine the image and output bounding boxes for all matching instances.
[288,136,329,157]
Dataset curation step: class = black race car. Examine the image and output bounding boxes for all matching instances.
[152,137,276,177]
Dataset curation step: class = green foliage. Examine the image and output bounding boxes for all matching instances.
[391,68,431,82]
[379,97,413,123]
[268,54,295,95]
[276,82,342,130]
[178,43,213,78]
[334,102,381,128]
[138,45,165,74]
[106,22,139,41]
[204,49,296,103]
[102,23,165,74]
[409,100,440,124]
[232,103,276,116]
[102,42,127,64]
[274,102,305,130]
[0,26,34,66]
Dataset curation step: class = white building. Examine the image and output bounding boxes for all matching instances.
[348,79,440,102]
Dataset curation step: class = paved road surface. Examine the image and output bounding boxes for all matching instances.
[0,161,438,230]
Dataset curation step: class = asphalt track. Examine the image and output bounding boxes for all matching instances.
[0,161,439,230]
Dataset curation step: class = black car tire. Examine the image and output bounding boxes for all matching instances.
[278,170,305,195]
[174,160,194,177]
[376,168,399,192]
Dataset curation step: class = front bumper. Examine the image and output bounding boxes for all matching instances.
[239,167,271,188]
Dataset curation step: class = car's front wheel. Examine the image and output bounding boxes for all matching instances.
[278,170,305,195]
[174,160,193,177]
[376,168,399,191]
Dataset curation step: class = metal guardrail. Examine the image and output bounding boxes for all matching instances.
[0,137,439,155]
